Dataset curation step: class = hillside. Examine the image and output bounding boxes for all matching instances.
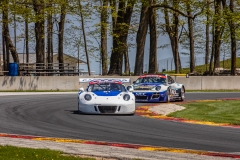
[164,57,240,75]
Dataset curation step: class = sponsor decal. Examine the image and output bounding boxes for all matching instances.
[135,93,146,96]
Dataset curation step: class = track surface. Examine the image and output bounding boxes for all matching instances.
[0,92,240,154]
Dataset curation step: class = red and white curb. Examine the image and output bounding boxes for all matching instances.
[0,133,240,159]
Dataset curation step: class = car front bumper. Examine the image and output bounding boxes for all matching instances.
[78,96,135,114]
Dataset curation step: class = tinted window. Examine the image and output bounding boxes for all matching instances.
[135,77,166,84]
[88,83,126,92]
[167,76,175,84]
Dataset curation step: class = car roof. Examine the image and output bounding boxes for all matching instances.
[139,74,167,78]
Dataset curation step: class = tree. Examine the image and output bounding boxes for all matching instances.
[185,0,195,73]
[148,0,157,74]
[228,0,236,75]
[205,0,210,69]
[32,0,45,70]
[2,0,19,65]
[47,1,53,71]
[58,0,67,74]
[78,0,91,76]
[108,0,135,75]
[122,0,135,75]
[100,0,108,75]
[222,0,236,75]
[25,6,30,66]
[162,0,180,73]
[213,0,223,71]
[134,1,149,75]
[209,21,215,74]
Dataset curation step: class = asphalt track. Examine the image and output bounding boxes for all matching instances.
[0,92,240,155]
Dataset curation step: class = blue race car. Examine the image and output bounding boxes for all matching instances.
[127,74,185,103]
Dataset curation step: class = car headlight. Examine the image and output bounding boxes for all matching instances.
[123,94,130,101]
[84,94,92,101]
[156,86,161,91]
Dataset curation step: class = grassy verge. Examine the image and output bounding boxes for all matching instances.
[169,100,240,125]
[0,145,94,160]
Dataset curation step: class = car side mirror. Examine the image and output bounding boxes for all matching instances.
[133,81,136,84]
[127,86,132,91]
[79,88,84,92]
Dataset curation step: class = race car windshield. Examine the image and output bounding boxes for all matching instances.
[135,77,166,84]
[88,83,126,92]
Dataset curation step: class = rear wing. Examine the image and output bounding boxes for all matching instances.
[79,78,131,84]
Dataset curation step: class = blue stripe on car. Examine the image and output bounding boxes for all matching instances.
[93,91,121,96]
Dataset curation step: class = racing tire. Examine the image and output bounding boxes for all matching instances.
[165,89,171,103]
[179,87,185,101]
[77,102,81,114]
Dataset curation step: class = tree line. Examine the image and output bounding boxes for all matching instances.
[1,0,240,76]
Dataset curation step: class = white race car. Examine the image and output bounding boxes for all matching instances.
[78,78,135,115]
[128,74,185,103]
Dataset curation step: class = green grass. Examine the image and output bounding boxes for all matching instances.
[163,57,240,74]
[169,100,240,125]
[0,145,94,160]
